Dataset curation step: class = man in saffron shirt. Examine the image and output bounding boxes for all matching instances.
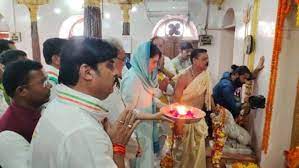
[0,60,51,142]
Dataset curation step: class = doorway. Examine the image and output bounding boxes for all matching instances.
[218,8,235,79]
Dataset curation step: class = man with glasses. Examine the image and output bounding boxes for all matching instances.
[99,38,127,122]
[31,37,139,168]
[0,60,51,142]
[98,38,140,167]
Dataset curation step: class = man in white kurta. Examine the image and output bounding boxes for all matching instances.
[100,37,127,123]
[44,64,59,100]
[31,84,117,168]
[0,131,30,168]
[99,38,139,163]
[31,37,140,168]
[42,38,67,101]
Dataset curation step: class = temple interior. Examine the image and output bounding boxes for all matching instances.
[0,0,299,167]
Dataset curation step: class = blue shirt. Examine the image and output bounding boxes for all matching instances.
[212,72,242,117]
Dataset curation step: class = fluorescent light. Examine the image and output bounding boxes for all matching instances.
[131,6,137,12]
[104,13,111,19]
[54,8,61,14]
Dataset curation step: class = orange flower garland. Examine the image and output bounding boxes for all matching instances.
[296,0,299,26]
[262,0,292,154]
[211,106,227,168]
[284,147,299,168]
[232,162,259,168]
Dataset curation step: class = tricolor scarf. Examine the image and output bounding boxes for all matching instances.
[56,84,109,122]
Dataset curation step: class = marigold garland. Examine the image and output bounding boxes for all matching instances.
[296,0,299,26]
[262,0,292,154]
[211,106,227,168]
[232,162,259,168]
[284,147,299,168]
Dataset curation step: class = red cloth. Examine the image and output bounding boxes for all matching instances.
[0,101,41,142]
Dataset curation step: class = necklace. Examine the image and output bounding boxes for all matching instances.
[190,68,195,78]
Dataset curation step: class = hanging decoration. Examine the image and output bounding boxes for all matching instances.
[262,0,292,154]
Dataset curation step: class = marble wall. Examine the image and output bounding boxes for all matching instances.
[260,6,299,167]
[190,0,298,167]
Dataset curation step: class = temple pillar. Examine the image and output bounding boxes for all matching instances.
[84,0,102,38]
[17,0,48,62]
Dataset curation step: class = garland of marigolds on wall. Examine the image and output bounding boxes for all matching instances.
[262,0,292,154]
[284,147,299,168]
[211,106,227,168]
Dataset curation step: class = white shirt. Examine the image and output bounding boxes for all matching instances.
[170,54,191,75]
[31,84,117,168]
[0,131,30,168]
[163,56,176,75]
[44,64,59,101]
[99,86,139,167]
[100,86,125,123]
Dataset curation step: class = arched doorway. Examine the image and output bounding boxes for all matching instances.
[59,15,84,39]
[0,13,9,39]
[152,15,198,58]
[218,8,235,78]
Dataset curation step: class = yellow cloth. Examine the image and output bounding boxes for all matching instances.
[158,72,169,104]
[173,70,212,168]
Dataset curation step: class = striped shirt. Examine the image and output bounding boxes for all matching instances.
[31,84,116,168]
[44,64,59,101]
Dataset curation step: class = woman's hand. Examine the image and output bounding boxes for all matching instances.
[136,110,173,123]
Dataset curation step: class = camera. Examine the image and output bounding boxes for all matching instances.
[249,95,266,109]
